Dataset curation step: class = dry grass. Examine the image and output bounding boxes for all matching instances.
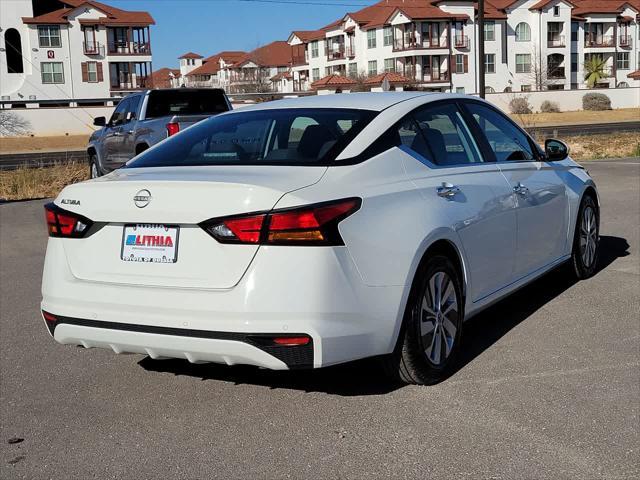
[511,108,640,127]
[557,132,640,160]
[0,162,88,201]
[0,135,90,154]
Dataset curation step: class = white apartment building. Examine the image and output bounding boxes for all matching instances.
[0,0,154,104]
[287,0,640,94]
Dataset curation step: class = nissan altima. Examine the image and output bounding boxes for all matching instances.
[41,93,599,385]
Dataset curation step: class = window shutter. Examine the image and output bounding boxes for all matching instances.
[97,62,103,82]
[464,55,468,73]
[81,62,88,82]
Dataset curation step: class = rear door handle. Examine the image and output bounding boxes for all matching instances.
[513,182,529,196]
[437,182,461,199]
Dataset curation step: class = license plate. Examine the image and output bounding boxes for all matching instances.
[121,224,179,263]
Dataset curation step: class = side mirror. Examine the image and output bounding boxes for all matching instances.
[93,116,106,127]
[545,138,569,161]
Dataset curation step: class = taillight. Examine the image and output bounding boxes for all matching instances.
[166,122,180,137]
[201,198,361,246]
[44,203,93,238]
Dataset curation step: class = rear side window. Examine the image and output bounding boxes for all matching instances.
[127,108,377,168]
[145,90,229,119]
[464,102,536,162]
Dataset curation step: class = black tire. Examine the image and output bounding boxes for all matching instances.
[382,255,464,385]
[570,194,599,279]
[89,154,101,179]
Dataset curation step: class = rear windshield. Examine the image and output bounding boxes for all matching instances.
[145,89,229,118]
[127,108,377,167]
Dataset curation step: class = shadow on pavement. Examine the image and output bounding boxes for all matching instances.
[139,235,629,396]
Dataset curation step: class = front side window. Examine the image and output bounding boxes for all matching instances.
[109,98,129,126]
[39,25,61,48]
[521,84,531,92]
[516,53,531,73]
[616,52,629,69]
[515,22,531,41]
[484,21,495,41]
[412,104,483,166]
[127,108,377,168]
[311,41,319,58]
[383,26,393,46]
[367,29,377,49]
[41,62,64,83]
[484,54,495,73]
[465,102,536,162]
[384,58,394,73]
[368,60,377,76]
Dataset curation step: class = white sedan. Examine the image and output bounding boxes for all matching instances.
[41,93,600,385]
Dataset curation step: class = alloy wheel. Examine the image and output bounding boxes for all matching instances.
[580,206,597,268]
[420,271,459,366]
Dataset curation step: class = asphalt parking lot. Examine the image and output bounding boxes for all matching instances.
[1,158,638,479]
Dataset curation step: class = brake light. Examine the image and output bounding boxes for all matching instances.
[201,198,361,246]
[44,203,93,238]
[166,122,180,137]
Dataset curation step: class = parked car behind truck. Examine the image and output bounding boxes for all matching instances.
[88,88,232,178]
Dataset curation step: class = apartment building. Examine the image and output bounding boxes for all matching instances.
[181,51,247,89]
[286,0,640,94]
[0,0,154,103]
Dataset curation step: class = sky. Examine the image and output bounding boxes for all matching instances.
[108,0,374,69]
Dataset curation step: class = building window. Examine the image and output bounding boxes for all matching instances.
[455,54,464,73]
[41,62,64,83]
[348,63,357,77]
[38,25,61,48]
[312,68,320,82]
[553,6,560,16]
[4,28,24,73]
[367,29,377,49]
[521,84,531,92]
[515,22,531,41]
[456,87,465,94]
[515,54,531,73]
[325,67,332,77]
[484,21,495,41]
[571,53,578,72]
[368,60,377,76]
[548,84,564,90]
[384,58,394,72]
[571,83,579,89]
[485,86,495,93]
[484,54,495,73]
[87,61,98,82]
[311,41,319,58]
[383,26,393,46]
[616,52,629,69]
[571,22,579,42]
[617,81,629,88]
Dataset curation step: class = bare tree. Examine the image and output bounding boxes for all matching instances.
[0,110,32,136]
[524,46,563,91]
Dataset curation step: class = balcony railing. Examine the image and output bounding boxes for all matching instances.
[454,35,469,49]
[292,54,308,66]
[83,41,104,56]
[107,41,152,55]
[110,74,151,91]
[547,35,565,48]
[584,35,615,47]
[346,46,356,58]
[393,37,448,52]
[619,35,632,47]
[326,47,345,61]
[548,66,565,79]
[422,70,450,83]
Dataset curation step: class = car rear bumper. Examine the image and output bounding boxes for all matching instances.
[42,238,408,369]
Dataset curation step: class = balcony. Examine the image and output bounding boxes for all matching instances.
[83,41,104,56]
[454,35,469,49]
[548,66,565,79]
[393,37,448,52]
[346,46,356,58]
[584,35,615,47]
[107,41,152,56]
[547,35,565,48]
[619,35,632,48]
[110,74,151,91]
[326,47,346,61]
[423,70,450,83]
[292,54,308,66]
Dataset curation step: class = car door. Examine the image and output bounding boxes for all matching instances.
[119,94,142,163]
[101,97,129,171]
[399,102,517,303]
[463,101,569,280]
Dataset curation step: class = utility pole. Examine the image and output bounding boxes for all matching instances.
[478,0,485,98]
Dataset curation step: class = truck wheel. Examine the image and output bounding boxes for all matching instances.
[89,155,101,179]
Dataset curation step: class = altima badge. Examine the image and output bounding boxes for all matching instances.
[133,189,152,208]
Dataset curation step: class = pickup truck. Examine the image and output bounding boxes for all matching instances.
[88,88,231,178]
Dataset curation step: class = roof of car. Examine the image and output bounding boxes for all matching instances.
[232,92,459,112]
